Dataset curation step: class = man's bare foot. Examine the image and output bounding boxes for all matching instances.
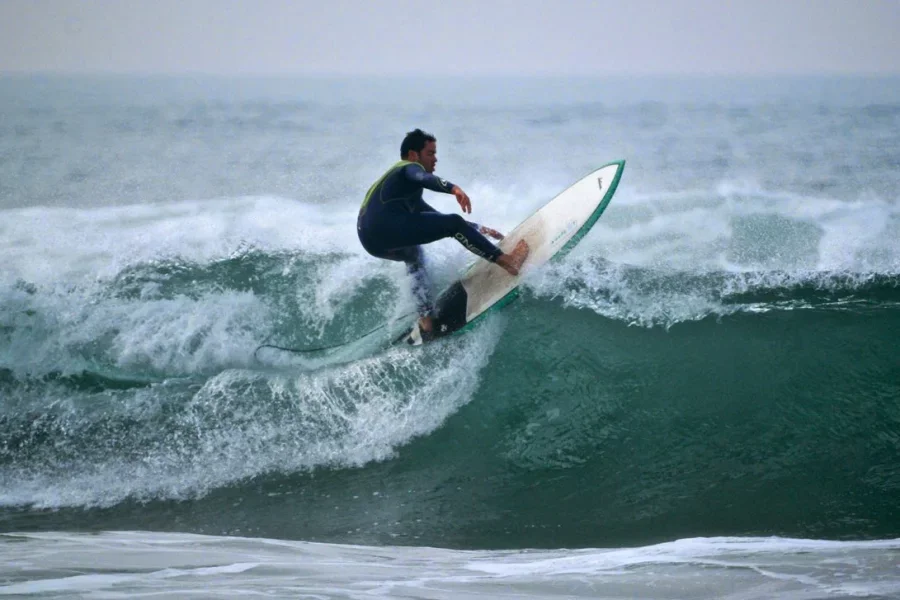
[418,315,434,332]
[495,240,530,276]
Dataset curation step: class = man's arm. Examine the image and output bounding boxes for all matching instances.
[403,163,472,214]
[402,163,456,194]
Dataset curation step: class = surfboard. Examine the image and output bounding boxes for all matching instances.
[402,159,625,345]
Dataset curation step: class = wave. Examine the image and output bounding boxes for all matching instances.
[0,319,502,509]
[1,247,898,514]
[2,245,898,378]
[2,532,899,599]
[1,193,899,538]
[527,256,900,327]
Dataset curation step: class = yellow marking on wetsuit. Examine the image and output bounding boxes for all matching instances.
[359,160,415,216]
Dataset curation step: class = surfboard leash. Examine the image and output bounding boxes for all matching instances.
[253,311,417,359]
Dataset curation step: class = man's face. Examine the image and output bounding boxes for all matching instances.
[412,141,438,173]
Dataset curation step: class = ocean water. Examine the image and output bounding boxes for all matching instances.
[1,74,899,598]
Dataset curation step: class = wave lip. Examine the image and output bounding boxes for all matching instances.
[527,256,900,328]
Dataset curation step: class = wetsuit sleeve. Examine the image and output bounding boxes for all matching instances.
[401,164,456,194]
[407,167,480,228]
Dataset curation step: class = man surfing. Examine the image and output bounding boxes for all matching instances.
[357,128,529,337]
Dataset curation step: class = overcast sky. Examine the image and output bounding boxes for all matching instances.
[1,0,899,76]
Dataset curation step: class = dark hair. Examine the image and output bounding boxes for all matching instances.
[400,128,436,158]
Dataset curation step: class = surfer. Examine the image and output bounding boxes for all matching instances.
[357,128,529,334]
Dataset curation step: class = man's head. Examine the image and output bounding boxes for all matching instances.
[401,128,438,173]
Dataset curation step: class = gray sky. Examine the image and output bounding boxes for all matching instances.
[2,0,899,75]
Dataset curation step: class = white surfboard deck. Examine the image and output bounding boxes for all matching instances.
[405,160,625,346]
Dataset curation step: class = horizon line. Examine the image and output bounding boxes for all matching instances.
[3,69,900,79]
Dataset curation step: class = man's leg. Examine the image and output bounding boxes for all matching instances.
[397,212,529,277]
[360,211,528,333]
[371,245,435,329]
[403,246,434,320]
[380,212,503,263]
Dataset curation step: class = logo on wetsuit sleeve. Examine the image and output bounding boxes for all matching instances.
[439,178,450,189]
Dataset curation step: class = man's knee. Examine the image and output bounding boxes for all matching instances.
[445,213,467,234]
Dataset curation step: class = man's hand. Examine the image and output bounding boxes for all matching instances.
[452,186,471,214]
[479,226,505,240]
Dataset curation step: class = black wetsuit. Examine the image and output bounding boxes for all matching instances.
[357,160,502,316]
